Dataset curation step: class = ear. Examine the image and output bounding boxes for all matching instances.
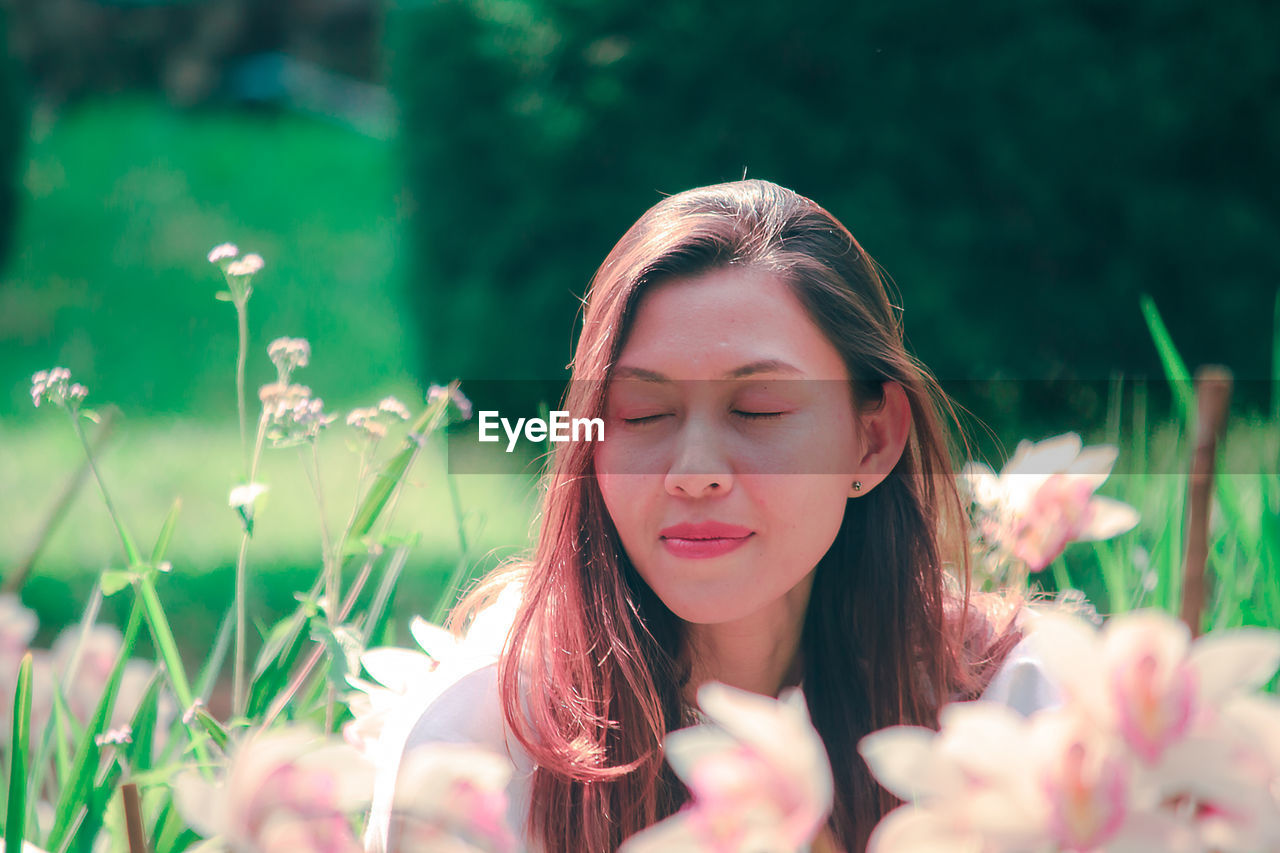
[849,381,912,497]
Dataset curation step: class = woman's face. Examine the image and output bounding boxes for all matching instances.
[594,266,864,626]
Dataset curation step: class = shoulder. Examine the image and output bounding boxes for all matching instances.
[977,615,1064,716]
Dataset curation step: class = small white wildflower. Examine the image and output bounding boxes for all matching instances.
[182,698,204,726]
[267,337,311,380]
[30,367,85,409]
[260,382,335,446]
[228,483,269,510]
[207,243,239,264]
[346,406,388,439]
[428,384,473,422]
[377,396,410,420]
[226,253,264,277]
[95,724,133,746]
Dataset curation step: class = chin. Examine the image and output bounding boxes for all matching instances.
[654,590,758,626]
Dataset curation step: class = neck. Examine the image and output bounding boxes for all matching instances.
[683,573,812,703]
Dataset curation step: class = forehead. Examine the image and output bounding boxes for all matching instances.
[614,266,850,382]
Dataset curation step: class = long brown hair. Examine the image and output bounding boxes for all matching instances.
[450,180,1022,852]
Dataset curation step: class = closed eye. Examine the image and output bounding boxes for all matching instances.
[621,414,670,425]
[735,411,786,420]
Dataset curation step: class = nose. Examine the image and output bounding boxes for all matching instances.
[663,417,734,498]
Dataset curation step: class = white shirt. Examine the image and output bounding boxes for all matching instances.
[365,632,1061,852]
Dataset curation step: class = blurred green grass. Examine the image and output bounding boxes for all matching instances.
[2,415,542,657]
[0,95,544,651]
[1,94,419,417]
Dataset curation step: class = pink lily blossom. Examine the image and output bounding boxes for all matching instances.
[620,682,834,853]
[174,727,373,853]
[960,433,1139,572]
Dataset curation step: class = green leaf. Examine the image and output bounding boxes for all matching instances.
[362,546,411,643]
[344,392,451,546]
[150,499,182,564]
[5,654,33,853]
[190,706,230,753]
[309,620,362,691]
[247,620,309,719]
[23,677,74,831]
[251,610,308,683]
[195,606,236,701]
[123,671,164,774]
[1273,288,1280,422]
[1140,294,1194,426]
[151,799,200,853]
[46,604,142,853]
[137,578,194,711]
[100,570,135,597]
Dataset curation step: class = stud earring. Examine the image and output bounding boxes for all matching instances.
[852,481,862,492]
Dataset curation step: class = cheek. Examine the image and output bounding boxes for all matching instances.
[595,471,647,545]
[762,476,851,560]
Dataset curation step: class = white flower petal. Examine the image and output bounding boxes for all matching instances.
[1079,496,1140,540]
[1188,627,1280,702]
[857,726,950,803]
[410,617,459,662]
[867,805,984,853]
[361,648,438,693]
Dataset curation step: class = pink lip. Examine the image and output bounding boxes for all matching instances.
[659,521,754,560]
[660,521,754,539]
[661,535,752,559]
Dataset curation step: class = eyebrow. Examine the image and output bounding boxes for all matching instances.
[611,359,805,382]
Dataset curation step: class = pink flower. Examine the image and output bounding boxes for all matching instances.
[208,243,239,264]
[390,743,517,853]
[860,609,1280,853]
[961,433,1139,572]
[227,253,265,277]
[174,727,373,853]
[345,583,522,761]
[621,683,834,853]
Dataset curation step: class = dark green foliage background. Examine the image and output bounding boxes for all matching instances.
[0,5,25,268]
[389,0,1279,410]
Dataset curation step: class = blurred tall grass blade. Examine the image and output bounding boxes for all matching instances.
[150,799,198,853]
[194,606,235,701]
[46,605,142,853]
[1273,289,1279,422]
[72,672,164,853]
[344,389,451,546]
[362,546,411,643]
[189,706,230,753]
[150,499,182,564]
[136,579,195,714]
[247,616,309,719]
[123,672,163,774]
[24,680,77,834]
[1140,294,1193,425]
[1142,294,1247,572]
[5,654,33,853]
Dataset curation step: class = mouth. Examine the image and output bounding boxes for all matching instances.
[660,532,754,559]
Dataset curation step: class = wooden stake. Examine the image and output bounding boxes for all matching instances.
[1180,366,1232,637]
[122,783,148,853]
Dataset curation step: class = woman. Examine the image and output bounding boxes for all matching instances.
[372,179,1056,852]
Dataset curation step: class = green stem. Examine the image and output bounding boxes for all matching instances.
[302,443,337,620]
[431,470,473,625]
[235,298,250,478]
[1051,555,1073,596]
[69,410,140,567]
[233,415,269,718]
